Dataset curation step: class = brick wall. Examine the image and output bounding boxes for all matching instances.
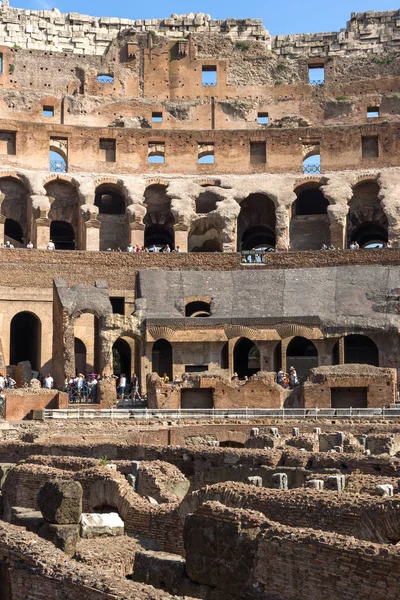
[5,390,68,420]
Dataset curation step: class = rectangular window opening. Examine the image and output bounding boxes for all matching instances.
[198,142,215,164]
[362,135,379,159]
[250,141,266,165]
[308,65,325,86]
[202,65,217,87]
[42,105,54,117]
[148,142,165,164]
[99,138,116,162]
[0,131,16,155]
[152,112,163,123]
[367,106,380,118]
[110,297,125,315]
[257,112,269,125]
[185,365,209,373]
[97,74,114,84]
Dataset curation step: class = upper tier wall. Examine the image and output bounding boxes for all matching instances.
[0,7,399,56]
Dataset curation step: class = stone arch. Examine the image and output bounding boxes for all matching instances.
[347,180,388,248]
[0,176,29,245]
[286,336,318,382]
[333,334,379,366]
[152,338,173,380]
[74,338,87,376]
[233,337,260,379]
[46,179,80,250]
[112,337,132,377]
[94,183,128,251]
[237,193,276,251]
[10,311,41,371]
[144,184,175,249]
[290,182,330,250]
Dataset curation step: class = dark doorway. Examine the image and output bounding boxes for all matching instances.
[233,338,260,379]
[10,312,41,370]
[293,187,329,215]
[74,338,86,376]
[331,387,368,408]
[113,338,131,376]
[181,388,213,409]
[5,218,23,244]
[152,339,173,380]
[221,342,229,370]
[333,335,379,366]
[144,224,174,249]
[286,336,318,382]
[95,187,125,215]
[50,221,75,250]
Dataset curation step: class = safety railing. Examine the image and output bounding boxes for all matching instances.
[303,164,321,174]
[50,160,67,173]
[42,406,400,420]
[67,386,97,404]
[309,80,325,86]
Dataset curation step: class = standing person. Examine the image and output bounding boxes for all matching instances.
[26,240,34,249]
[289,367,299,389]
[118,373,126,399]
[131,373,140,400]
[0,373,5,391]
[47,240,55,251]
[5,375,16,389]
[277,369,285,388]
[161,372,169,383]
[44,373,53,389]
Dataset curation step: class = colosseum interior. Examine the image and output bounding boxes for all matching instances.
[0,3,398,598]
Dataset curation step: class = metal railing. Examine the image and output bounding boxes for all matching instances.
[50,160,67,173]
[42,406,400,420]
[309,80,325,86]
[303,164,321,174]
[67,386,97,404]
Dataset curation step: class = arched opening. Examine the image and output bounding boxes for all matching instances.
[10,312,41,371]
[0,177,29,246]
[350,222,388,248]
[112,338,132,377]
[185,301,211,317]
[5,219,23,245]
[50,149,67,173]
[74,338,86,376]
[46,179,79,249]
[333,335,379,366]
[144,224,174,249]
[152,339,172,380]
[347,181,388,248]
[303,152,320,175]
[220,342,229,370]
[290,184,330,251]
[286,336,318,382]
[233,338,260,379]
[144,184,175,250]
[50,221,75,250]
[94,184,128,251]
[237,194,276,251]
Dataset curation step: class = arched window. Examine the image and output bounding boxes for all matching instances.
[5,218,23,245]
[94,186,125,215]
[333,335,379,366]
[144,184,175,250]
[144,224,174,249]
[50,149,67,173]
[233,338,260,379]
[94,184,128,251]
[350,223,387,248]
[10,312,41,371]
[290,184,330,251]
[50,221,75,250]
[152,339,172,380]
[286,336,318,381]
[303,152,320,175]
[293,187,328,216]
[185,301,211,317]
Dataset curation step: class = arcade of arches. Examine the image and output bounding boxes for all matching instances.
[0,177,391,252]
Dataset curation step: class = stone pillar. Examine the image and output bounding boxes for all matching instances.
[35,217,51,250]
[338,337,345,364]
[275,205,289,251]
[327,204,348,250]
[130,223,145,248]
[258,341,277,372]
[174,224,189,252]
[85,219,100,251]
[314,338,336,366]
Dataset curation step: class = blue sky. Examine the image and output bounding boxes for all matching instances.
[16,0,397,35]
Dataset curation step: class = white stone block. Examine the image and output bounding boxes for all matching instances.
[80,512,124,538]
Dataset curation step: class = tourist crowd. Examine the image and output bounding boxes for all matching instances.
[277,367,299,389]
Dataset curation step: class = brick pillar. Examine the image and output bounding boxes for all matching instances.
[327,204,348,250]
[275,205,289,251]
[85,219,100,251]
[0,214,5,245]
[338,337,345,364]
[174,224,189,252]
[130,223,145,248]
